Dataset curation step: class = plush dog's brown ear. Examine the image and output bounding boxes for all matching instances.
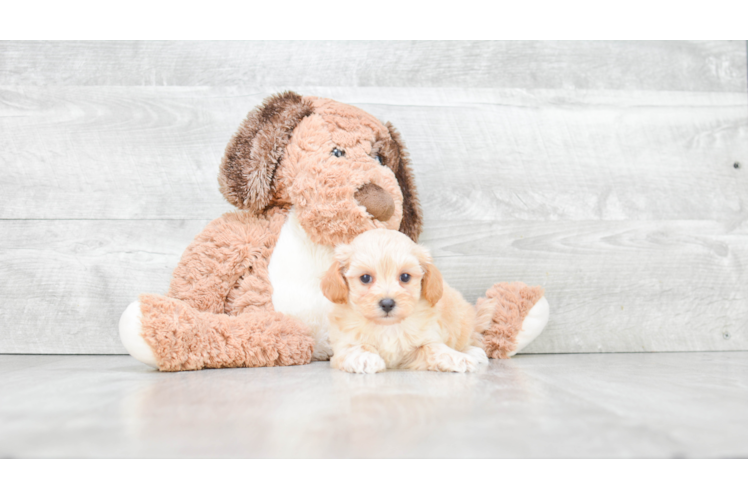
[321,262,349,305]
[383,123,423,242]
[421,263,444,306]
[218,91,314,212]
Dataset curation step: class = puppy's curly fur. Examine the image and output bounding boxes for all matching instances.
[322,229,493,374]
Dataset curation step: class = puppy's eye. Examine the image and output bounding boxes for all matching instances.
[376,155,384,165]
[332,148,345,158]
[400,273,411,283]
[360,274,372,284]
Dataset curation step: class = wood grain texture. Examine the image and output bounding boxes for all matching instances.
[0,220,210,353]
[1,41,745,91]
[1,41,746,355]
[420,220,748,354]
[1,87,746,221]
[1,219,745,354]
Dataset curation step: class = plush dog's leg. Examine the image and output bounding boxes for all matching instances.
[118,209,315,371]
[475,282,549,359]
[331,344,386,374]
[121,294,314,371]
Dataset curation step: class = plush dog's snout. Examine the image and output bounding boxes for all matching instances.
[355,183,395,222]
[379,298,396,313]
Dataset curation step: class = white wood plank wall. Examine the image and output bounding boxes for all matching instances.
[1,41,746,354]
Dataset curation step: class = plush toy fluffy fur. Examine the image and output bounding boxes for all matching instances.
[323,229,493,374]
[120,91,548,372]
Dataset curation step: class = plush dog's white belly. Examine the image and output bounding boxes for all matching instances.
[267,208,335,361]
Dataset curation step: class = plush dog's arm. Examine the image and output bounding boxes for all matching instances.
[167,209,287,314]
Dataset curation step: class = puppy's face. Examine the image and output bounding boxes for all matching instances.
[321,229,443,324]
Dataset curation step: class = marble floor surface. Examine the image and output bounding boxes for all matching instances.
[0,352,746,458]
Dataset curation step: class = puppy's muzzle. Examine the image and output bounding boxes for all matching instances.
[355,183,395,222]
[379,298,396,313]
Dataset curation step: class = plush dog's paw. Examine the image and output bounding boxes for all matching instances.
[338,348,387,374]
[118,300,159,369]
[508,296,549,356]
[479,283,548,359]
[463,346,489,365]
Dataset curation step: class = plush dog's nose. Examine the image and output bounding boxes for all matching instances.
[355,183,395,222]
[379,298,396,313]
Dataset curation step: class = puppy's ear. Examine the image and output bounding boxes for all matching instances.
[219,91,314,212]
[421,263,444,306]
[382,123,423,243]
[321,261,349,305]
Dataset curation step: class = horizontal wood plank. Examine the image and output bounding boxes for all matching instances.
[1,41,746,355]
[1,87,746,221]
[1,41,744,91]
[0,220,209,353]
[1,219,745,354]
[420,220,748,354]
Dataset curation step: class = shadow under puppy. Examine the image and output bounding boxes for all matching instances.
[321,228,494,374]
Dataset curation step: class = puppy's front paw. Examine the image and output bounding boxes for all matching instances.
[464,346,489,365]
[338,349,386,374]
[432,348,477,373]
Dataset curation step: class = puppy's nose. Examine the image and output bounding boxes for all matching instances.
[379,298,396,313]
[355,183,395,222]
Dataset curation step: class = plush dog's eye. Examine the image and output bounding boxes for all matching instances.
[376,155,384,165]
[400,273,411,283]
[332,148,345,158]
[360,274,372,284]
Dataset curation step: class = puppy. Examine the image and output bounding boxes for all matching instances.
[321,228,494,374]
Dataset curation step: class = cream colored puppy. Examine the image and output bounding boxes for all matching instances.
[321,228,493,374]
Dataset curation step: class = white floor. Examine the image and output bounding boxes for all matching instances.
[0,352,746,458]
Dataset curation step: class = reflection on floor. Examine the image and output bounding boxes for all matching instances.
[1,352,746,458]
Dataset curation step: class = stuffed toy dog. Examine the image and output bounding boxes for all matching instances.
[118,91,549,371]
